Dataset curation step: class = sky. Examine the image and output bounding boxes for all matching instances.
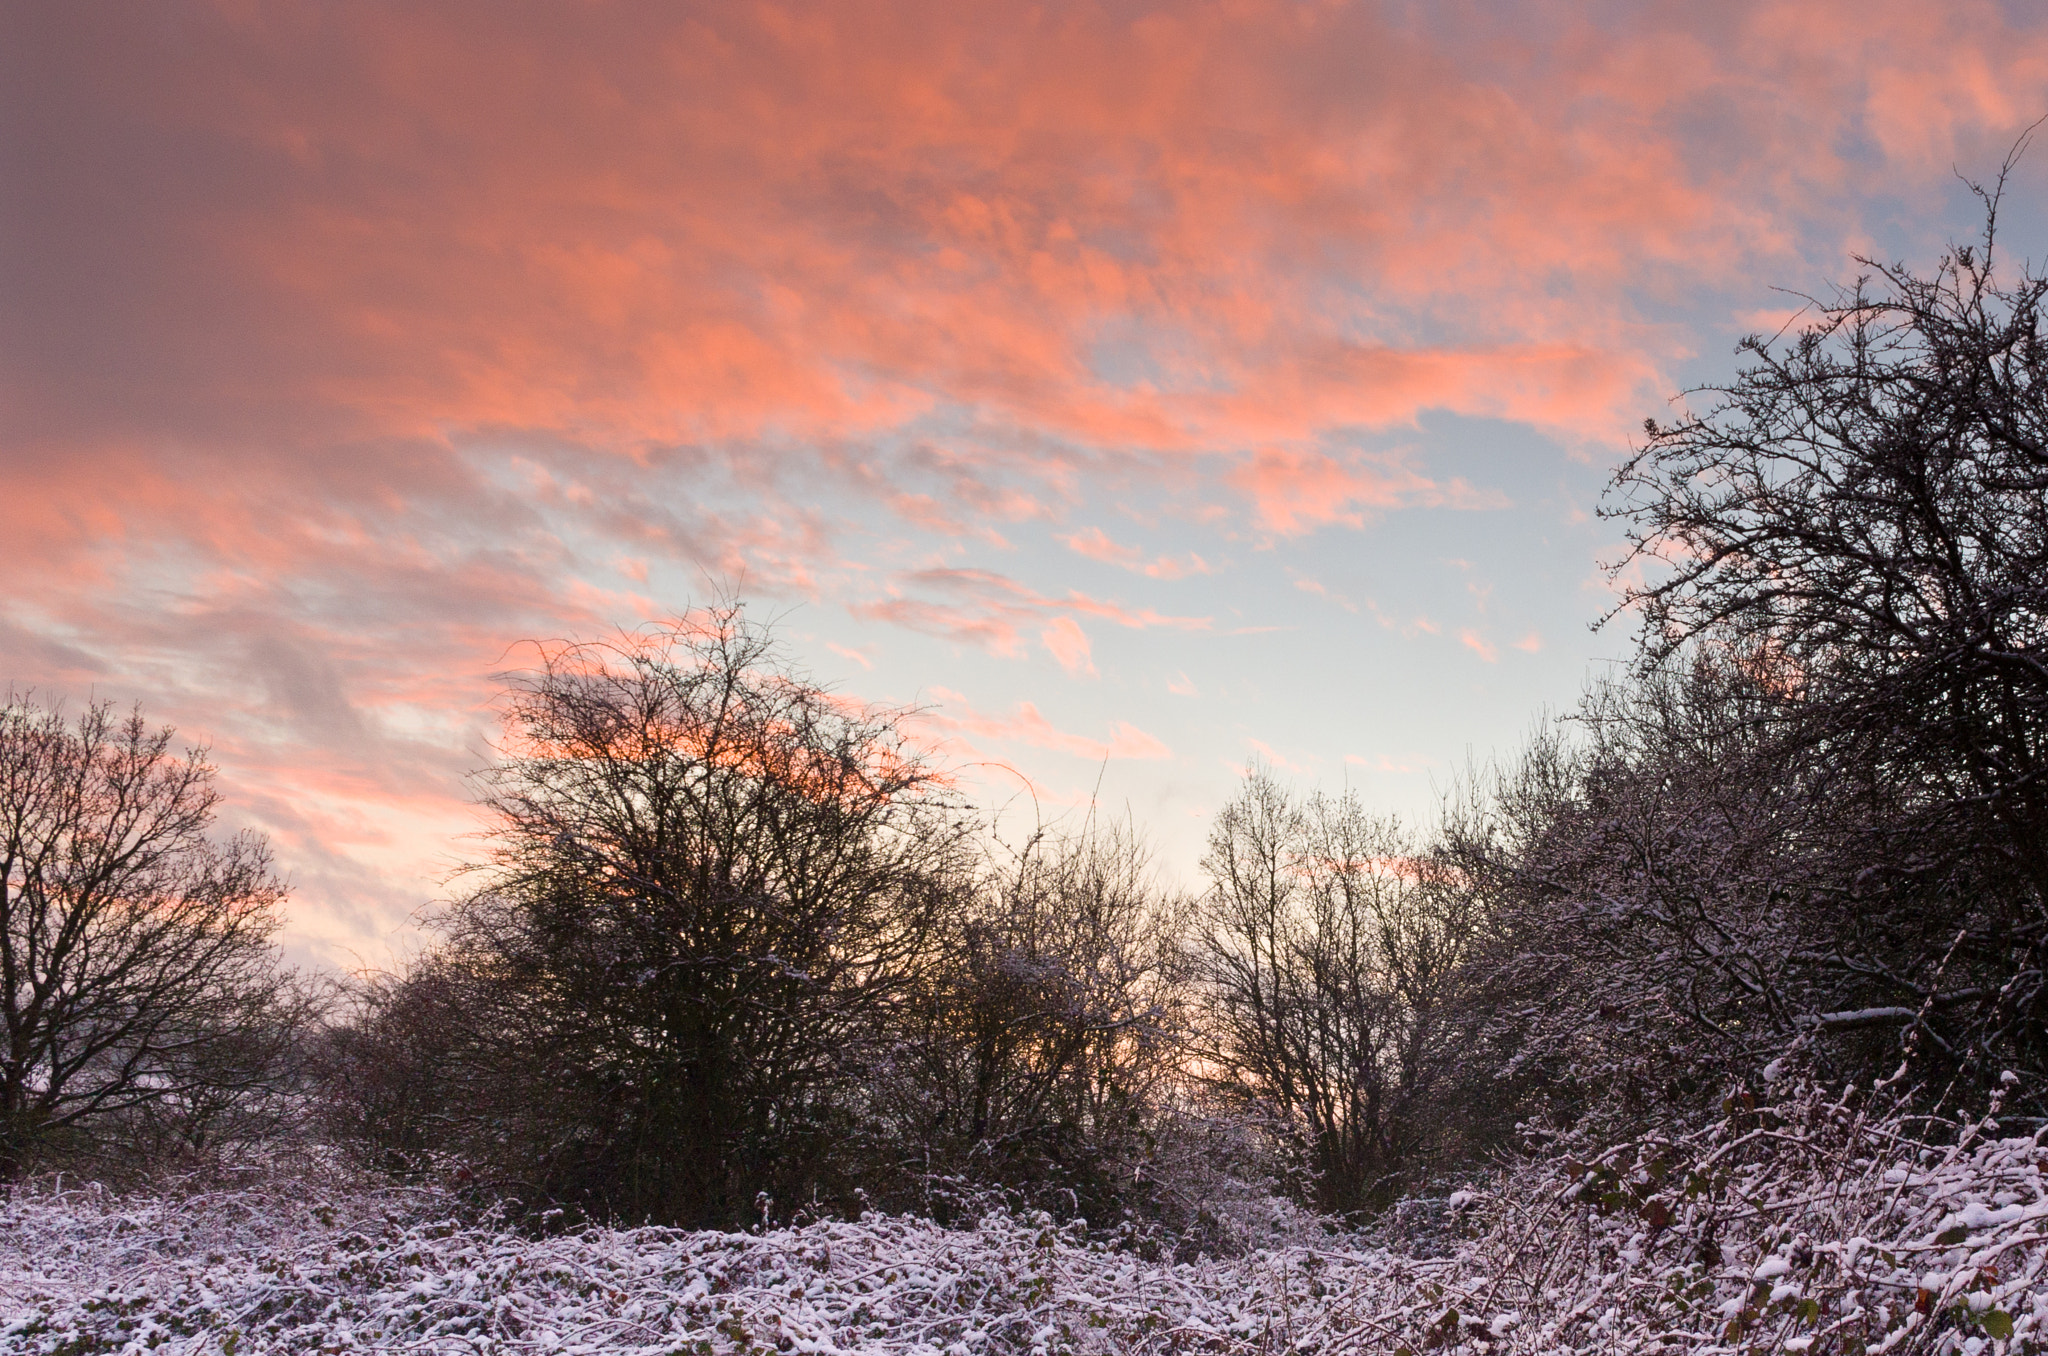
[7,0,2048,969]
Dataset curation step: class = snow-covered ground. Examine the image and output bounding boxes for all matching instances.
[6,1090,2047,1354]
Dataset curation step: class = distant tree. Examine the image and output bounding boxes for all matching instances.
[1195,768,1483,1217]
[429,608,970,1227]
[310,963,465,1179]
[0,697,296,1179]
[872,816,1187,1225]
[1605,173,2048,1090]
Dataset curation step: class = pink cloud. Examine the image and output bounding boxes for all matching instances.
[1247,738,1311,775]
[853,567,1210,666]
[9,0,2048,960]
[1229,449,1507,537]
[1107,724,1173,760]
[1061,526,1215,580]
[859,597,1032,658]
[1461,629,1499,663]
[1347,752,1426,775]
[1291,574,1358,613]
[1039,617,1095,676]
[920,689,1171,763]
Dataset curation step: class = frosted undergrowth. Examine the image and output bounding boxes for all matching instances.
[4,1088,2046,1354]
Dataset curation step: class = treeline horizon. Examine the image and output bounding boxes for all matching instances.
[4,198,2046,1250]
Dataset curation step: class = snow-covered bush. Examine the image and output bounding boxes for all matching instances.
[1446,1080,2048,1352]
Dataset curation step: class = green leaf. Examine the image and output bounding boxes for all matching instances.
[1980,1310,2014,1340]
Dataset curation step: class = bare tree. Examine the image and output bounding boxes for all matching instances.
[0,697,294,1179]
[1195,768,1481,1217]
[310,963,466,1179]
[429,608,971,1226]
[1605,171,2048,1090]
[873,815,1188,1224]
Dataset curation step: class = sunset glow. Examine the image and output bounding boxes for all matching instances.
[7,1,2048,966]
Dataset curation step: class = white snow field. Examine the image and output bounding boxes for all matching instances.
[5,1091,2048,1354]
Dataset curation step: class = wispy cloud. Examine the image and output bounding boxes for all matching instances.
[1039,617,1096,677]
[1061,526,1215,580]
[854,568,1209,666]
[1246,738,1312,775]
[1291,573,1359,613]
[1229,449,1511,537]
[921,688,1171,762]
